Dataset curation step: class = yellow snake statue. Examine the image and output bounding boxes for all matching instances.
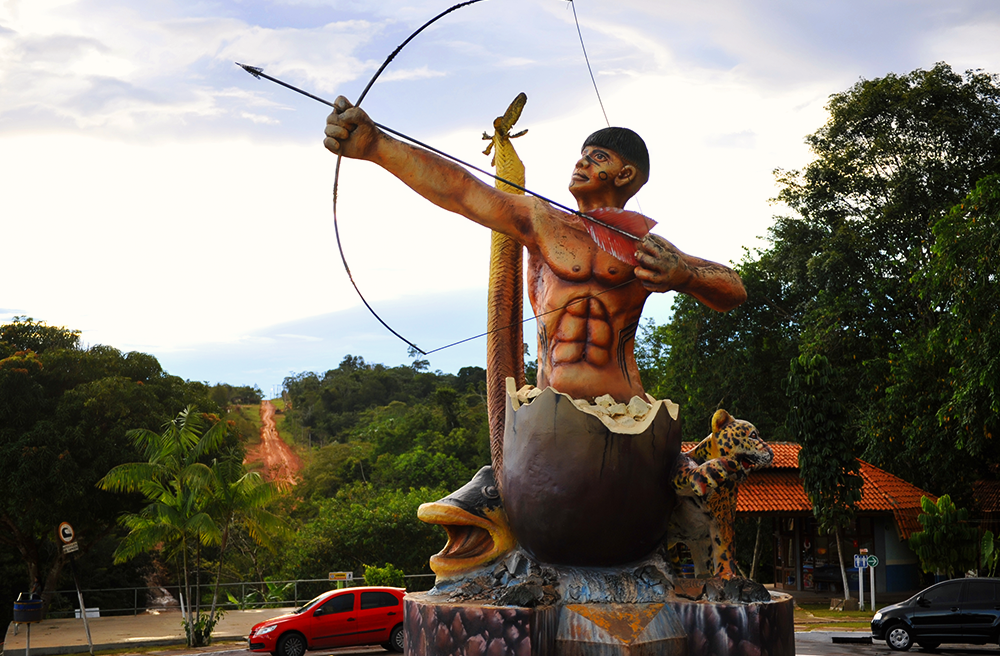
[415,95,529,582]
[482,93,528,491]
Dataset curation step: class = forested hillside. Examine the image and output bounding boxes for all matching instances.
[264,357,490,578]
[0,317,249,626]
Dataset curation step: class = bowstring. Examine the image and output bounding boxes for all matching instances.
[333,0,489,356]
[568,0,609,127]
[334,0,644,357]
[567,1,646,216]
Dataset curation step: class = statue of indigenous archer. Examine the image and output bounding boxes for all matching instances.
[323,98,746,403]
[323,96,750,574]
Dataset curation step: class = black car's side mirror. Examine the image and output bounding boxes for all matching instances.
[917,598,930,607]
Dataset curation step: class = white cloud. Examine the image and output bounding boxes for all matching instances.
[3,0,999,389]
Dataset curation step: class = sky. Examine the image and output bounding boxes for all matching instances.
[3,0,1000,396]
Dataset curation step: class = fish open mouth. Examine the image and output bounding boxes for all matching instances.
[417,502,514,579]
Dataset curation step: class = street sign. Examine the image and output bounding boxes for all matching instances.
[328,572,354,581]
[867,555,879,567]
[854,554,869,568]
[859,548,869,555]
[58,522,75,544]
[62,542,80,554]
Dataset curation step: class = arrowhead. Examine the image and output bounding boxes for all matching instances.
[236,62,263,79]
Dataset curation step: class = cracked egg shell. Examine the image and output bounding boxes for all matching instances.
[501,387,681,566]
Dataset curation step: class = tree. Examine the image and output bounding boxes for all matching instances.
[771,63,1000,488]
[280,484,447,579]
[636,253,799,441]
[0,318,219,622]
[99,407,228,646]
[786,353,862,600]
[641,64,1000,495]
[923,175,1000,465]
[909,495,978,578]
[203,454,287,625]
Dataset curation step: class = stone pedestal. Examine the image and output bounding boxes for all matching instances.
[404,592,794,656]
[556,604,685,656]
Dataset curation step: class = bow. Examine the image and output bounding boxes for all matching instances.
[238,1,647,356]
[332,0,488,356]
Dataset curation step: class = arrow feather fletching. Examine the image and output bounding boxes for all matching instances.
[583,207,657,265]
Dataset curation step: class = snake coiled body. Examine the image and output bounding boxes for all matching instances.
[483,93,528,492]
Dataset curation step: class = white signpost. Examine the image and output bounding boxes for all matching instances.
[853,553,879,612]
[867,556,879,611]
[853,554,868,611]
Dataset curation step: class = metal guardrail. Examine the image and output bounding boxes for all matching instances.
[43,575,437,619]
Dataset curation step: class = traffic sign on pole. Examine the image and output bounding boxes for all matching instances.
[58,522,75,544]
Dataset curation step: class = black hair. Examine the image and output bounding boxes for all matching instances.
[582,127,650,179]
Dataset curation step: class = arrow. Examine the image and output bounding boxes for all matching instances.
[235,62,647,244]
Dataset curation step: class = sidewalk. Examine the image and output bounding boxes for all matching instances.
[762,584,914,608]
[3,608,294,656]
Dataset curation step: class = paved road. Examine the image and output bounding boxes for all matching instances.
[128,635,1000,656]
[796,631,1000,655]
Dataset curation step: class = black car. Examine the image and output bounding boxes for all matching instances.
[871,577,1000,651]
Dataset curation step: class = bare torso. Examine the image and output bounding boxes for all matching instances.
[526,203,649,402]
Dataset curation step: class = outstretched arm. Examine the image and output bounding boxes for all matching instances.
[633,234,747,312]
[324,97,536,244]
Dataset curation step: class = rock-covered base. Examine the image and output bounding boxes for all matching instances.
[428,548,770,608]
[404,590,794,656]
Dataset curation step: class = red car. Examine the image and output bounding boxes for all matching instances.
[247,586,406,656]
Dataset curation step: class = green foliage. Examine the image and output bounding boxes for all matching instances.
[636,252,799,441]
[909,495,978,578]
[637,63,1000,499]
[926,175,1000,452]
[982,530,1000,577]
[0,317,220,618]
[0,316,80,354]
[209,384,263,408]
[280,484,447,578]
[227,579,295,609]
[363,563,406,588]
[287,359,490,501]
[785,354,862,533]
[183,609,224,647]
[282,355,487,446]
[100,407,285,646]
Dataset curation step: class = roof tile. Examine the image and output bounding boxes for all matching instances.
[683,441,935,540]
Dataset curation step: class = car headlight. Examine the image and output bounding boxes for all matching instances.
[255,625,277,637]
[873,612,882,621]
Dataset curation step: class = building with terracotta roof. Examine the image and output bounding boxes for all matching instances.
[682,441,936,595]
[972,480,1000,535]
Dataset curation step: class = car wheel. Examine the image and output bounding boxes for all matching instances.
[277,633,307,656]
[388,624,404,653]
[886,624,913,651]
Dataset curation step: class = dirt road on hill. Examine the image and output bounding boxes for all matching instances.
[243,400,303,487]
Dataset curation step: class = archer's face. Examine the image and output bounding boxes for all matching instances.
[568,146,626,197]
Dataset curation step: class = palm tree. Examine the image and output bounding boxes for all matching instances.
[204,454,287,626]
[99,407,225,646]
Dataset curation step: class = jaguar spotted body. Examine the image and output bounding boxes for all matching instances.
[667,409,773,579]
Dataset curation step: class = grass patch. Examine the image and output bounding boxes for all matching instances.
[797,603,882,620]
[794,603,876,632]
[230,404,263,445]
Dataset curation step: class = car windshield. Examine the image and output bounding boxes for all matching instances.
[294,593,332,614]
